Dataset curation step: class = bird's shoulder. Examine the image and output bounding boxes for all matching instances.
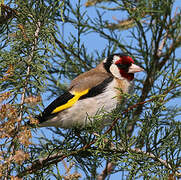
[69,63,111,92]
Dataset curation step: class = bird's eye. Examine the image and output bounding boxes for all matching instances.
[116,63,131,72]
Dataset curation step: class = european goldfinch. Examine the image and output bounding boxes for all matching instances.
[37,53,144,128]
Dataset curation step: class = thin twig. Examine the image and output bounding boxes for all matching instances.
[5,20,41,179]
[18,21,41,122]
[127,10,181,139]
[157,32,168,57]
[115,147,181,177]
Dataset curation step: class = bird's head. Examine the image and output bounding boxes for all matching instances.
[103,53,144,81]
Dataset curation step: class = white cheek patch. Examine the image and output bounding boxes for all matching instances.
[113,55,121,63]
[110,64,124,79]
[103,58,107,63]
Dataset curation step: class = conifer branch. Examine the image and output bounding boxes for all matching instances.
[17,84,179,177]
[127,16,181,137]
[18,21,41,123]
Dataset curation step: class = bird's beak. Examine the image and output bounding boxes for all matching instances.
[128,64,144,73]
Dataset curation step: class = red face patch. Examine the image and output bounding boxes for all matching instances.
[115,56,134,65]
[115,56,135,81]
[119,69,134,81]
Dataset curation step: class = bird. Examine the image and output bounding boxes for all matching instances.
[36,53,144,128]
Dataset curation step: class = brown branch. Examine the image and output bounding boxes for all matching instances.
[85,0,104,7]
[157,32,168,57]
[17,24,29,41]
[158,35,181,70]
[157,10,181,58]
[0,4,18,24]
[97,161,115,180]
[105,98,154,135]
[17,142,95,177]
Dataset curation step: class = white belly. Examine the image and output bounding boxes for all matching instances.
[60,87,118,128]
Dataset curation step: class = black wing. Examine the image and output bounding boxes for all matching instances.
[37,91,74,123]
[80,76,113,99]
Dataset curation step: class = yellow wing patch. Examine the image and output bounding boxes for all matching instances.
[51,89,89,114]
